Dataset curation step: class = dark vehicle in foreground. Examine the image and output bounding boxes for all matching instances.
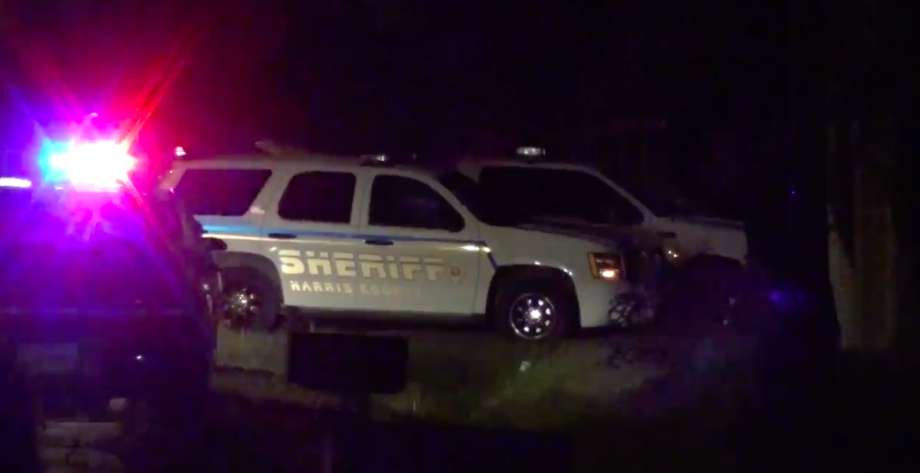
[0,141,220,430]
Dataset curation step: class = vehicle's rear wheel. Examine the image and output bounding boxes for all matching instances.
[222,267,281,331]
[493,278,575,341]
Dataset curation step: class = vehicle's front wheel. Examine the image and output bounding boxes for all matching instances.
[222,268,281,331]
[493,278,576,341]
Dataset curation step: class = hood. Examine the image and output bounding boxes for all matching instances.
[516,220,663,251]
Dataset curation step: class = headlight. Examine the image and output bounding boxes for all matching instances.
[664,247,681,263]
[589,253,623,281]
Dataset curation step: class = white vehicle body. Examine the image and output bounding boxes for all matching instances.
[161,154,643,336]
[455,159,749,265]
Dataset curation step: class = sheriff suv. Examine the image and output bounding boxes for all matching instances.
[453,148,750,322]
[163,152,656,340]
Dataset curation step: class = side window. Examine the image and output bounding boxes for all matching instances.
[369,175,464,232]
[277,172,356,223]
[174,169,271,216]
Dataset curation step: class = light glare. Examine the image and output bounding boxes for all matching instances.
[600,268,618,279]
[0,177,33,189]
[44,140,136,190]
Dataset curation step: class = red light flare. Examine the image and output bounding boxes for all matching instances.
[1,3,215,152]
[118,24,211,149]
[1,5,217,271]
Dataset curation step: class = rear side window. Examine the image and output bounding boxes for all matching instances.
[174,169,271,216]
[278,172,356,223]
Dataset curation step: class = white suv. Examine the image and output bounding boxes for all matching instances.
[454,154,749,266]
[161,153,653,340]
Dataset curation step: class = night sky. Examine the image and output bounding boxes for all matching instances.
[1,1,789,157]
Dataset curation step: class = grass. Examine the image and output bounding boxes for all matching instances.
[370,330,754,431]
[213,321,760,432]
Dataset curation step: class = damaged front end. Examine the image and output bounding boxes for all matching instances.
[609,247,674,327]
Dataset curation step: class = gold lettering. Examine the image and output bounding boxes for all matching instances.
[307,258,333,276]
[323,282,335,292]
[279,250,305,275]
[361,262,386,279]
[312,281,323,292]
[387,262,400,279]
[342,283,353,294]
[335,259,357,277]
[425,258,445,281]
[400,256,422,280]
[359,255,387,279]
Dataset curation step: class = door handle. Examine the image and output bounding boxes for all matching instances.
[268,232,297,239]
[364,239,394,246]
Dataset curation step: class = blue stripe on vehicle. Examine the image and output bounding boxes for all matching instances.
[201,224,261,236]
[257,227,477,245]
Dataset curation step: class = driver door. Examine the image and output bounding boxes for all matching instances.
[355,172,481,316]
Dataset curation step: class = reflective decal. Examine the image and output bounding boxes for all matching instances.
[277,250,463,283]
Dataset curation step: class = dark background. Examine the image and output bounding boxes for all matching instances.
[1,1,784,146]
[0,1,806,219]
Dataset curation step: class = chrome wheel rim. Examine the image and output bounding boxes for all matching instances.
[509,293,556,340]
[226,287,262,326]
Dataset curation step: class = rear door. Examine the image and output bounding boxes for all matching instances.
[357,171,481,316]
[259,167,368,311]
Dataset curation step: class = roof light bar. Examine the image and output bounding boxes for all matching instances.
[516,146,546,158]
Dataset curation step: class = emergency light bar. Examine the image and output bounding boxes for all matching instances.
[516,146,546,158]
[39,139,136,190]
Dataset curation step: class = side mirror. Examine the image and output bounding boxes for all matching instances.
[204,237,228,251]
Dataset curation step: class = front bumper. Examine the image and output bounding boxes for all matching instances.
[0,308,213,399]
[577,251,669,329]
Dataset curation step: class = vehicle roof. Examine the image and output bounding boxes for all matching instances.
[173,152,447,179]
[454,156,602,172]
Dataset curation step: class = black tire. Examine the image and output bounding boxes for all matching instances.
[222,267,281,331]
[492,277,576,341]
